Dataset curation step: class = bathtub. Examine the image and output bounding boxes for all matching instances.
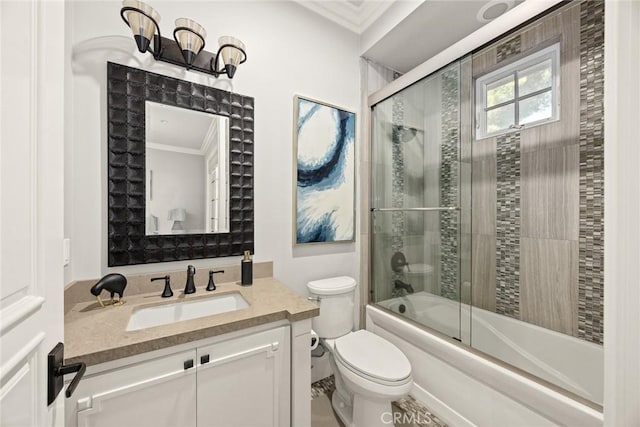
[370,293,603,426]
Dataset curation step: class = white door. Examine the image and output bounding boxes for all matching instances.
[0,1,66,426]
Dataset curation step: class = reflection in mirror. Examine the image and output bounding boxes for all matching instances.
[145,101,229,235]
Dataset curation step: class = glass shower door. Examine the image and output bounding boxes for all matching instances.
[370,61,464,341]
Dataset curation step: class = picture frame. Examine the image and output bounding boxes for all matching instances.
[292,95,356,245]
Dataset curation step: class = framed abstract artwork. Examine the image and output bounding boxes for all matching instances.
[293,95,356,245]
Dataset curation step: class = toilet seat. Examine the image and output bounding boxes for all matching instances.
[332,330,412,387]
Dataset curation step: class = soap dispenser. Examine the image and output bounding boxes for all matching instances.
[241,250,253,286]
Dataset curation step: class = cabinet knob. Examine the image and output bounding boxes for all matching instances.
[200,354,210,365]
[184,359,194,370]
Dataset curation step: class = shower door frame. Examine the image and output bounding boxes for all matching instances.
[362,0,640,422]
[367,60,466,342]
[364,3,568,317]
[360,0,611,418]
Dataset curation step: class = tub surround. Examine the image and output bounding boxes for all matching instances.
[367,305,603,426]
[64,274,318,366]
[471,1,605,343]
[379,292,603,405]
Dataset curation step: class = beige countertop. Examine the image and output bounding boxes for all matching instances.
[65,277,319,366]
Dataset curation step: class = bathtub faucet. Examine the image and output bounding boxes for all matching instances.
[394,279,414,294]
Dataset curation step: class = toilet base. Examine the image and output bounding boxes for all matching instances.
[331,386,394,427]
[331,389,353,427]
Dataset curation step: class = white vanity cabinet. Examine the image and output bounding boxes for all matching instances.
[196,326,290,427]
[71,349,198,427]
[66,325,291,427]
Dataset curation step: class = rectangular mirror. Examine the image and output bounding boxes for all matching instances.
[145,102,230,235]
[107,62,254,266]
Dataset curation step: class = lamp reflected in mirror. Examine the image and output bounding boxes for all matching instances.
[145,101,230,235]
[168,208,187,231]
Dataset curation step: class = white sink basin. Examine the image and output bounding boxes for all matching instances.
[126,293,249,331]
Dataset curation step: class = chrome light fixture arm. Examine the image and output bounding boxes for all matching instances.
[120,6,163,59]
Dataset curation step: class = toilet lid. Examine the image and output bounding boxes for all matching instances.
[307,276,356,295]
[334,330,411,383]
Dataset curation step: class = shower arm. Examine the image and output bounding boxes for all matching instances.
[370,207,460,212]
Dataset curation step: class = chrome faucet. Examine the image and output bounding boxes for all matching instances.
[184,265,196,294]
[394,279,414,294]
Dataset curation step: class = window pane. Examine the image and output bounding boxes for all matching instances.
[518,59,552,97]
[519,91,552,125]
[486,75,514,108]
[487,103,514,133]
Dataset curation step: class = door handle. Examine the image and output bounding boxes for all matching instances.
[47,342,86,405]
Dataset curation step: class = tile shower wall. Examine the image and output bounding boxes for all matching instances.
[577,0,605,344]
[390,92,406,298]
[494,132,521,318]
[471,1,604,344]
[439,68,460,301]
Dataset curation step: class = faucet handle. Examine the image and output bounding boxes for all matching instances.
[206,270,225,291]
[151,275,173,298]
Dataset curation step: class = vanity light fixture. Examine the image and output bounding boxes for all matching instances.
[120,0,247,78]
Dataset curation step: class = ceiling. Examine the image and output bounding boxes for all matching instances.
[295,0,523,74]
[146,102,219,151]
[363,0,523,73]
[294,0,395,34]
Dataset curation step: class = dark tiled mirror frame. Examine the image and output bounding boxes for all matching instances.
[107,62,254,266]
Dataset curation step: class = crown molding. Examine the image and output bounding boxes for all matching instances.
[295,1,395,34]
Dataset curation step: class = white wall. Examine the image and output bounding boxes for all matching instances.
[146,149,205,234]
[603,0,640,424]
[64,1,361,298]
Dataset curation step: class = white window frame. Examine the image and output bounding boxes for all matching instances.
[475,42,561,139]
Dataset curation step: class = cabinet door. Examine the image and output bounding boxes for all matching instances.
[70,349,197,427]
[196,326,290,427]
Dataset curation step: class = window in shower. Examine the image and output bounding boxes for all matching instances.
[475,43,560,139]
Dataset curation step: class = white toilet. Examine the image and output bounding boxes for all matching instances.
[308,276,413,427]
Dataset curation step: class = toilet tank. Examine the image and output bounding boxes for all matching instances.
[307,276,357,339]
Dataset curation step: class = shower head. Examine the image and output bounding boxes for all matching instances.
[392,125,418,143]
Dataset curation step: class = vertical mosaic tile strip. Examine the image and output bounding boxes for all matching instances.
[496,35,522,63]
[578,0,604,345]
[439,68,460,301]
[390,93,406,297]
[495,132,521,318]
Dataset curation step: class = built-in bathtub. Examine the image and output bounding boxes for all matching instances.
[368,296,603,426]
[378,291,603,404]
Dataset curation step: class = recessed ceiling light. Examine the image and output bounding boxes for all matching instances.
[477,0,513,23]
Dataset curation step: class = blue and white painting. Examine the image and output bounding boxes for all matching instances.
[294,96,355,244]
